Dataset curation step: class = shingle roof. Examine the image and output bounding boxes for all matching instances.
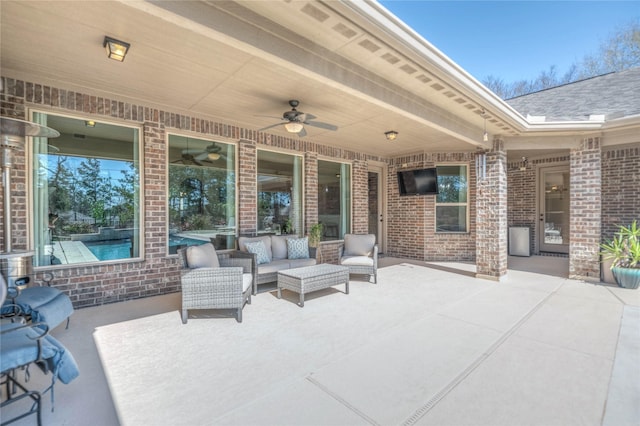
[505,67,640,121]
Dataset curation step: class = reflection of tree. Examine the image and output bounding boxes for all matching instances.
[168,164,235,231]
[47,155,137,230]
[113,163,139,228]
[77,158,112,226]
[436,174,467,203]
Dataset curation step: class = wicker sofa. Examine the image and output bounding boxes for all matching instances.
[236,235,317,295]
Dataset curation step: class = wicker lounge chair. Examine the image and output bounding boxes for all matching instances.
[338,234,378,283]
[177,243,253,323]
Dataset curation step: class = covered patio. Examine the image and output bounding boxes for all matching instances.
[4,257,638,426]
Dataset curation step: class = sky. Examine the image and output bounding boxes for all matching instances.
[379,1,640,83]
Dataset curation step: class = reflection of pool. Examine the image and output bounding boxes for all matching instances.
[84,240,131,261]
[169,235,206,247]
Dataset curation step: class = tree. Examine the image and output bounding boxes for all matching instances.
[483,19,639,99]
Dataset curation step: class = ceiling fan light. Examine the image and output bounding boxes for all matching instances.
[208,152,221,161]
[284,122,304,133]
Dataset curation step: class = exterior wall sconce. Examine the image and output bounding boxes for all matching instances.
[385,130,398,141]
[519,156,528,171]
[103,36,130,62]
[476,151,487,181]
[85,120,96,127]
[284,122,304,133]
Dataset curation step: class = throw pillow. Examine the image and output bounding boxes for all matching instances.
[186,243,220,269]
[286,237,309,260]
[245,241,271,265]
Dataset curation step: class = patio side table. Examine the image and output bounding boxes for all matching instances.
[277,264,349,307]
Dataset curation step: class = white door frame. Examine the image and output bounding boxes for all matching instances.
[368,161,386,254]
[537,163,570,254]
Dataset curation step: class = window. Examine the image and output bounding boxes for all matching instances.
[167,135,236,252]
[436,165,468,232]
[31,113,141,266]
[317,160,351,240]
[257,151,302,236]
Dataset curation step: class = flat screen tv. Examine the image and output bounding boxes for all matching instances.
[397,168,438,196]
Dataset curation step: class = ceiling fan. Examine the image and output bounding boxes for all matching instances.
[258,100,338,137]
[172,142,224,166]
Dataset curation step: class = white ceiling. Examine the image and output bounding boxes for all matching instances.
[1,0,537,160]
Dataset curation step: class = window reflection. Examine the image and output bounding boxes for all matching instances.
[257,151,302,236]
[32,113,141,266]
[167,135,236,252]
[318,160,351,240]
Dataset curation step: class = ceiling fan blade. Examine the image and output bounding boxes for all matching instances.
[195,152,208,161]
[297,127,307,138]
[304,120,338,131]
[258,122,284,132]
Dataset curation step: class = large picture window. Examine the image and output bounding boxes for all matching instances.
[435,165,468,232]
[32,113,141,266]
[317,160,351,240]
[257,151,302,236]
[167,135,236,252]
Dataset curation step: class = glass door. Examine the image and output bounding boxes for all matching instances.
[539,165,570,253]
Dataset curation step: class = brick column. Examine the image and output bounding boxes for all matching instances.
[352,160,368,234]
[569,137,601,280]
[304,152,318,235]
[476,139,508,280]
[237,139,257,236]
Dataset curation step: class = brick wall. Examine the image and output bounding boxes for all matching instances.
[569,137,602,280]
[386,152,476,262]
[352,160,369,234]
[601,144,640,238]
[0,76,383,308]
[507,154,570,254]
[476,140,508,279]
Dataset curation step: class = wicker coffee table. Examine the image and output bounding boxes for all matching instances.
[277,264,349,307]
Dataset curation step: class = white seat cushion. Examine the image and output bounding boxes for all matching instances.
[186,243,220,269]
[270,235,289,260]
[343,234,375,256]
[242,273,253,293]
[340,255,374,266]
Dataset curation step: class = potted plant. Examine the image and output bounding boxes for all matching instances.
[308,223,323,262]
[600,220,640,289]
[308,223,323,248]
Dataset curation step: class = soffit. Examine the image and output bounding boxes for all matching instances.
[1,0,517,158]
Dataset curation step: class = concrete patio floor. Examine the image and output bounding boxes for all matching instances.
[2,256,639,425]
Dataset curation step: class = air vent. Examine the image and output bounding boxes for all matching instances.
[73,133,86,139]
[358,39,380,52]
[332,23,356,38]
[381,53,400,64]
[400,64,417,74]
[301,4,329,22]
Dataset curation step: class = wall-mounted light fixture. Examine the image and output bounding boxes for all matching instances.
[284,122,304,133]
[385,130,398,141]
[85,120,96,128]
[476,151,487,181]
[103,36,130,62]
[519,156,528,171]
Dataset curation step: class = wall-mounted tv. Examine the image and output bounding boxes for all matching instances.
[397,168,439,196]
